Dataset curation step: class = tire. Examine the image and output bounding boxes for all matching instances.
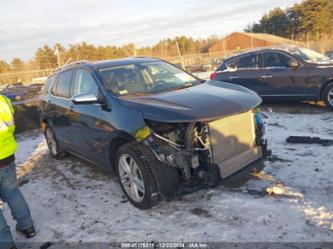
[44,125,66,159]
[322,83,333,110]
[116,143,180,209]
[251,161,266,174]
[139,145,180,199]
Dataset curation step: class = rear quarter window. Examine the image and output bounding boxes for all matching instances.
[43,74,56,94]
[216,63,227,71]
[225,59,238,70]
[51,70,73,98]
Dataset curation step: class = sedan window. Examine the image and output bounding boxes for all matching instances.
[262,52,292,68]
[226,59,237,70]
[236,54,257,69]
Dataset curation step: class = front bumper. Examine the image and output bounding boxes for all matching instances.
[219,142,269,184]
[217,146,263,179]
[197,144,268,186]
[220,154,266,184]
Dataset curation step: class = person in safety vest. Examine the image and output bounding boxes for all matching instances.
[0,94,36,249]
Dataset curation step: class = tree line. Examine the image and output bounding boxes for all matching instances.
[245,0,333,39]
[0,36,221,75]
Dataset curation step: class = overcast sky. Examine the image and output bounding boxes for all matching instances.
[0,0,301,62]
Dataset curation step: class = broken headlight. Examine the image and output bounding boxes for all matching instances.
[254,111,267,147]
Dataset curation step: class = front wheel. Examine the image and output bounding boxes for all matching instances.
[322,83,333,110]
[116,144,160,209]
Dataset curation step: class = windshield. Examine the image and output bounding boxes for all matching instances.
[99,61,201,96]
[290,47,330,63]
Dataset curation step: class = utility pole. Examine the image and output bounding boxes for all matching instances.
[223,36,227,59]
[54,45,61,67]
[291,33,294,44]
[133,45,137,57]
[251,35,254,48]
[175,40,185,69]
[175,40,181,57]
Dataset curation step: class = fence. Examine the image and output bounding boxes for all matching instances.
[0,68,53,86]
[1,36,333,86]
[0,48,249,86]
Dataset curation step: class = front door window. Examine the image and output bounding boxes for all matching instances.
[73,69,99,97]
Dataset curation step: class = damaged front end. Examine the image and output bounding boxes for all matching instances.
[139,110,269,186]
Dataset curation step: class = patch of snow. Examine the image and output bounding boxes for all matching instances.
[15,130,46,166]
[1,112,332,243]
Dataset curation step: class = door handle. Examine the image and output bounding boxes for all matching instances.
[228,76,239,80]
[261,74,272,79]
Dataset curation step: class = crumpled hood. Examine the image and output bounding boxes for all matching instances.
[118,81,262,122]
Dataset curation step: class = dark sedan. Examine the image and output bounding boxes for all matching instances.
[210,46,333,109]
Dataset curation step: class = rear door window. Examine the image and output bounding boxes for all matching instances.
[262,52,292,68]
[236,54,257,69]
[52,70,73,98]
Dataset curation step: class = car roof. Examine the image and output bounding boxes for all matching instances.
[92,57,161,69]
[52,57,161,75]
[225,45,300,61]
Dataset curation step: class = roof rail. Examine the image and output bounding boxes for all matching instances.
[133,56,161,60]
[55,60,89,72]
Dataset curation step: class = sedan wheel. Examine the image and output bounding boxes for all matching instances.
[328,88,333,106]
[323,83,333,110]
[118,154,145,203]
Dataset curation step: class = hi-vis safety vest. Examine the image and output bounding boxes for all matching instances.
[0,95,17,160]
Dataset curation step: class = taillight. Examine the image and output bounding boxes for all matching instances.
[210,72,218,80]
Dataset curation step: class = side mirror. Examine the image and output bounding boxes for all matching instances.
[287,61,299,69]
[71,93,99,104]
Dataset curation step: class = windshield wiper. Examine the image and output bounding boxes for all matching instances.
[119,92,151,97]
[175,82,193,89]
[321,57,332,62]
[166,80,206,91]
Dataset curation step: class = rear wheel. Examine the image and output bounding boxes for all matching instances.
[44,125,66,159]
[322,83,333,110]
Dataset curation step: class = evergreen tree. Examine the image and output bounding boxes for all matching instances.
[34,45,57,69]
[10,58,24,71]
[245,0,333,38]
